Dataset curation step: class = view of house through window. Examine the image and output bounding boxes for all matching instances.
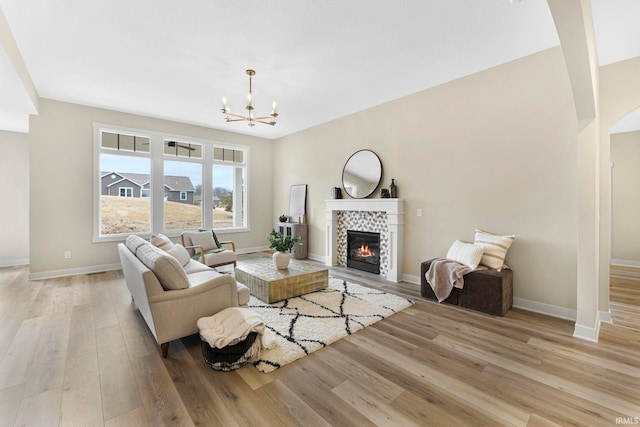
[164,159,203,230]
[95,126,248,239]
[100,153,151,235]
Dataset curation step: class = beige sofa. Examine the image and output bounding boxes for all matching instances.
[118,235,250,357]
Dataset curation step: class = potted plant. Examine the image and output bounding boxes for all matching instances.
[268,229,302,269]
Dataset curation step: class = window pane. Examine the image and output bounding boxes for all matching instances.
[164,140,202,159]
[101,132,149,152]
[213,164,244,228]
[164,160,202,230]
[100,154,150,235]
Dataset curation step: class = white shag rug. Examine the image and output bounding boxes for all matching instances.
[248,278,414,373]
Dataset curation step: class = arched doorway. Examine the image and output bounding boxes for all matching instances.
[609,107,640,309]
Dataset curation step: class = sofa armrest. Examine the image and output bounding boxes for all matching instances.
[147,273,241,345]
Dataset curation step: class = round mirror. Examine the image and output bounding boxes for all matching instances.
[342,150,382,199]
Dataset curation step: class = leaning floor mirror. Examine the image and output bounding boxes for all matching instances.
[289,184,307,223]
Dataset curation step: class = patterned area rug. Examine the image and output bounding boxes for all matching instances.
[249,278,414,373]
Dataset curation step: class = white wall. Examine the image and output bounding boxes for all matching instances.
[274,46,579,312]
[611,131,640,263]
[0,130,29,266]
[28,99,274,278]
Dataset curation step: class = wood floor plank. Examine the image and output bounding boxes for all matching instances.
[96,324,143,421]
[345,333,531,426]
[254,378,331,427]
[0,384,24,427]
[13,388,62,427]
[331,379,423,427]
[130,353,194,427]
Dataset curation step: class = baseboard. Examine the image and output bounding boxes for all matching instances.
[512,297,577,321]
[236,246,269,254]
[0,258,29,267]
[402,273,420,285]
[610,259,640,268]
[28,263,122,281]
[573,318,601,342]
[599,309,612,324]
[307,252,326,263]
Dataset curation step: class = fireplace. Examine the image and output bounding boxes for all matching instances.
[347,230,381,274]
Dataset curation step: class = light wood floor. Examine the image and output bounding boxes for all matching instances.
[0,254,639,426]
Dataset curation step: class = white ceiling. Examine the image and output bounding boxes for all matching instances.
[0,0,638,137]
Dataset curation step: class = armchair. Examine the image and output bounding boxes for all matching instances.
[181,229,237,269]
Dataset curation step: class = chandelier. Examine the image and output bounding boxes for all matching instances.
[221,69,278,127]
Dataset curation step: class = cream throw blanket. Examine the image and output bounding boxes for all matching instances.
[197,307,276,349]
[426,258,472,302]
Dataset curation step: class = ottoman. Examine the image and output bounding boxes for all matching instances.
[420,259,513,316]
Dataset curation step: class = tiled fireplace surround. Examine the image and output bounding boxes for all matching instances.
[325,199,404,282]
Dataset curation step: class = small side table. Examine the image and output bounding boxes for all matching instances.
[276,222,308,259]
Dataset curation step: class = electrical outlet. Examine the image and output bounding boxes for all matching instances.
[64,251,71,259]
[417,208,422,217]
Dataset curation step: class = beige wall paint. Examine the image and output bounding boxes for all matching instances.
[0,130,29,266]
[610,131,640,262]
[274,47,579,310]
[28,99,273,276]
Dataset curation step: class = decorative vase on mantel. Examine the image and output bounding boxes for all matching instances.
[389,179,398,198]
[273,251,291,269]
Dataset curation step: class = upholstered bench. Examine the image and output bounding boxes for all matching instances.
[420,259,513,316]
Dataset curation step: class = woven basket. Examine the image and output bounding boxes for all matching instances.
[200,332,259,371]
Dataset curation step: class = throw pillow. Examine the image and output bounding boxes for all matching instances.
[125,234,150,255]
[199,229,222,249]
[474,229,515,271]
[150,233,174,251]
[189,230,217,254]
[164,244,191,267]
[446,240,484,270]
[136,243,189,290]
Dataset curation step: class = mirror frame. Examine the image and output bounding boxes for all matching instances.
[341,149,383,199]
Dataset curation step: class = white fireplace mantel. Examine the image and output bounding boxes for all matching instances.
[325,198,404,282]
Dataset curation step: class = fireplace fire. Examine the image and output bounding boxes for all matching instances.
[347,230,380,274]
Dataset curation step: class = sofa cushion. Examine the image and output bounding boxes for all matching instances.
[150,233,174,251]
[183,259,213,275]
[474,229,514,271]
[446,240,483,269]
[136,243,189,290]
[125,234,150,255]
[164,244,191,267]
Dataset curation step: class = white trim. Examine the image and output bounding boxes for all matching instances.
[610,259,640,268]
[573,320,600,343]
[0,258,29,267]
[512,297,577,321]
[29,263,122,281]
[236,246,269,255]
[307,252,326,263]
[325,198,404,282]
[402,273,420,285]
[94,122,251,241]
[599,310,613,324]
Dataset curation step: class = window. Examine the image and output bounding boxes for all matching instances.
[94,124,249,241]
[164,140,203,230]
[213,147,246,229]
[97,130,151,237]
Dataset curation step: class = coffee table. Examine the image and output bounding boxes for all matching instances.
[235,260,329,303]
